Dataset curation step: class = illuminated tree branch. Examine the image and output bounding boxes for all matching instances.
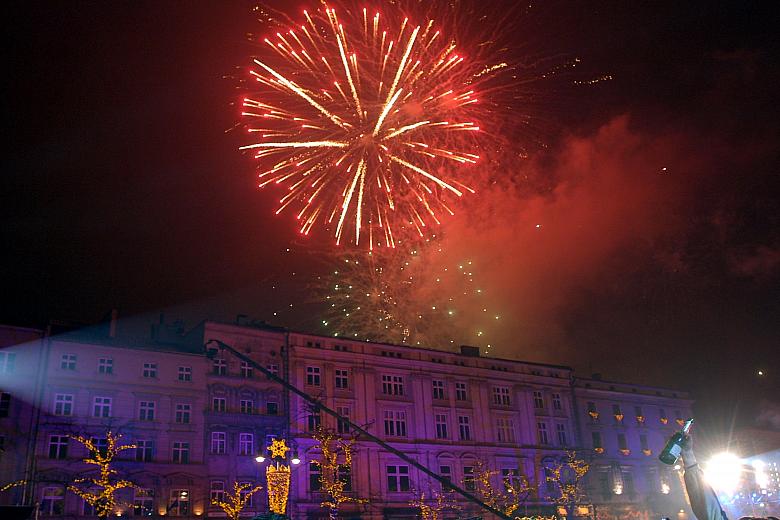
[410,489,461,520]
[311,426,368,520]
[470,460,536,518]
[68,431,137,519]
[545,450,591,518]
[212,482,264,520]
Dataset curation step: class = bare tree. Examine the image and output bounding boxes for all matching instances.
[212,482,264,520]
[470,460,536,518]
[410,489,461,520]
[544,451,591,519]
[68,431,137,519]
[310,426,368,520]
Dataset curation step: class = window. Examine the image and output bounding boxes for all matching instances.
[60,354,76,370]
[93,396,112,417]
[267,401,279,415]
[383,410,407,437]
[240,399,254,415]
[143,363,157,378]
[172,442,190,463]
[138,400,155,421]
[213,358,227,376]
[537,422,549,445]
[307,410,321,432]
[212,397,226,412]
[40,487,64,516]
[432,380,445,400]
[634,406,643,417]
[612,404,622,415]
[556,424,567,446]
[211,432,226,454]
[210,481,226,503]
[0,351,16,373]
[592,431,603,449]
[53,394,73,416]
[91,437,108,457]
[239,433,254,455]
[493,386,511,406]
[0,393,9,417]
[309,462,322,491]
[336,406,351,434]
[659,408,667,420]
[306,366,321,386]
[267,363,279,376]
[440,465,452,489]
[238,481,255,506]
[502,468,521,489]
[133,488,154,517]
[382,375,405,396]
[169,489,190,516]
[497,417,515,443]
[178,366,192,381]
[136,440,154,462]
[48,435,68,459]
[463,466,476,491]
[622,469,636,497]
[240,361,253,378]
[552,393,562,410]
[338,466,352,492]
[175,404,191,424]
[435,414,449,439]
[533,391,544,409]
[458,415,471,441]
[387,465,410,492]
[455,382,468,401]
[335,368,349,389]
[617,433,628,450]
[640,434,649,451]
[98,358,113,374]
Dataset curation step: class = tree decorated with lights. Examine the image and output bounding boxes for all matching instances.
[311,426,368,520]
[470,460,536,518]
[68,431,137,519]
[212,482,264,520]
[410,489,461,520]
[545,451,591,519]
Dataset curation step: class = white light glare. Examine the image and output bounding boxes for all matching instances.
[752,460,769,489]
[704,452,743,494]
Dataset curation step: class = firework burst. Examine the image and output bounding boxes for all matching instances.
[317,237,500,353]
[240,3,504,247]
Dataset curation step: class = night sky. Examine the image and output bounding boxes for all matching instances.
[2,1,778,444]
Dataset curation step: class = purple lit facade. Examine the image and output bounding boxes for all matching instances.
[0,321,693,519]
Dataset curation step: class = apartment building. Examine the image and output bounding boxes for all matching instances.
[0,320,693,519]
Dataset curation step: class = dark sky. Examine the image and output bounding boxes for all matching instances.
[2,1,779,443]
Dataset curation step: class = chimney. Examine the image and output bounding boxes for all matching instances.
[109,309,119,338]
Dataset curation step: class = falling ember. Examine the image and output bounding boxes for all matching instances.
[240,4,491,247]
[315,237,500,353]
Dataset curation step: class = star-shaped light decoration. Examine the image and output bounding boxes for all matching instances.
[268,438,290,459]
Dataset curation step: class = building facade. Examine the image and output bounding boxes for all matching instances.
[0,320,693,519]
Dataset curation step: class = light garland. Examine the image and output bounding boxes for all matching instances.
[212,482,263,520]
[311,426,368,519]
[68,431,137,519]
